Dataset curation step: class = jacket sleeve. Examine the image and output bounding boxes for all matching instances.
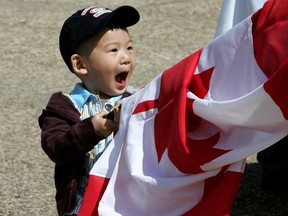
[39,92,104,164]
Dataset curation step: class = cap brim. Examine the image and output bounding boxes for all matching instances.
[107,5,140,28]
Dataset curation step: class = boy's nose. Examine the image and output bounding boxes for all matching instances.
[120,52,130,64]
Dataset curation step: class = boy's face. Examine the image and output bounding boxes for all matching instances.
[80,28,135,98]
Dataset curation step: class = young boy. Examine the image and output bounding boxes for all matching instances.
[38,5,140,216]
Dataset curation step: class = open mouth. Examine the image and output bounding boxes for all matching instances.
[115,72,128,85]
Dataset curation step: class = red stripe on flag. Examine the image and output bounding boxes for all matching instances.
[252,0,288,78]
[183,170,243,216]
[78,175,109,216]
[252,0,288,119]
[264,58,288,119]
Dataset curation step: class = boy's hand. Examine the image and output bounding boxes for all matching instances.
[92,101,122,137]
[92,111,118,138]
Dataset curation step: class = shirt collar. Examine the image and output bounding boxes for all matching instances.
[69,83,122,109]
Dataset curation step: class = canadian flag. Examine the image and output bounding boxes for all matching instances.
[79,0,288,215]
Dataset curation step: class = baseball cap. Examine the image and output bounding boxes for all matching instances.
[59,5,140,72]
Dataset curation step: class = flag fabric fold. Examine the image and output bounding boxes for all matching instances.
[79,0,288,215]
[215,0,267,36]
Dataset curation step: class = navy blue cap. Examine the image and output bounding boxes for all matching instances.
[59,5,140,72]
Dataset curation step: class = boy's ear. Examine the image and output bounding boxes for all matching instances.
[71,54,88,75]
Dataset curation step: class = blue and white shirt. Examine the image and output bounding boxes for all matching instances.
[65,83,123,215]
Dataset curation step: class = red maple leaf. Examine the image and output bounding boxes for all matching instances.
[133,51,230,174]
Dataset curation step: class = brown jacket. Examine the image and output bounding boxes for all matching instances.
[39,92,104,215]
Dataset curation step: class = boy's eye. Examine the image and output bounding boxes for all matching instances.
[110,48,118,52]
[127,46,133,50]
